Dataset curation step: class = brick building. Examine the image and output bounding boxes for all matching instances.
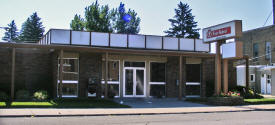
[0,29,235,99]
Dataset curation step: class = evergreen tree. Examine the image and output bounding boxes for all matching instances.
[84,1,112,32]
[19,12,45,42]
[2,20,19,42]
[164,2,200,38]
[112,2,140,34]
[70,14,85,31]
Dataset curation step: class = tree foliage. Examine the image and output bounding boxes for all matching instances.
[2,20,19,42]
[112,2,140,34]
[84,1,112,32]
[70,14,85,31]
[164,2,200,38]
[19,12,45,42]
[70,1,140,34]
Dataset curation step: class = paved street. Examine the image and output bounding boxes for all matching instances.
[0,111,274,125]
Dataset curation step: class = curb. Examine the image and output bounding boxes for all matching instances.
[1,108,275,118]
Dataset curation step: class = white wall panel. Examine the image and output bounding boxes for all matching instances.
[110,34,127,47]
[195,39,209,52]
[51,29,70,44]
[222,42,236,58]
[128,35,145,48]
[180,38,194,51]
[91,32,109,46]
[146,36,162,49]
[72,31,90,45]
[163,37,178,50]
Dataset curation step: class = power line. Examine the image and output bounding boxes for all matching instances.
[263,10,273,26]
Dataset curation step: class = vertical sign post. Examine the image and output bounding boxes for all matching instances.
[202,20,242,95]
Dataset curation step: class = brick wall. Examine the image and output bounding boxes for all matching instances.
[78,52,102,98]
[238,25,275,65]
[0,48,11,94]
[0,48,54,97]
[166,56,180,97]
[202,59,215,97]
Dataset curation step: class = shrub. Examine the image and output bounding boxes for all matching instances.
[0,91,9,102]
[16,90,31,100]
[33,90,48,101]
[231,86,263,99]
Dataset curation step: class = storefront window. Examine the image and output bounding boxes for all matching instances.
[186,64,201,96]
[150,62,165,82]
[57,53,79,97]
[149,62,166,97]
[102,61,120,82]
[101,60,120,97]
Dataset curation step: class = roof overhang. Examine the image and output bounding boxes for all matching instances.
[0,42,215,58]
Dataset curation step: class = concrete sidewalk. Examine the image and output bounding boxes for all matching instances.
[1,104,275,117]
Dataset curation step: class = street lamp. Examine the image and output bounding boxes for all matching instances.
[0,26,11,42]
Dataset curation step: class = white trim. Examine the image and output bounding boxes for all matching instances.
[62,71,78,74]
[186,82,200,85]
[88,92,96,97]
[149,82,166,85]
[61,95,77,98]
[58,58,79,59]
[58,80,78,84]
[101,81,120,84]
[186,95,200,98]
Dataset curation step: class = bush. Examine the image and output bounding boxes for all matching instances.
[33,90,48,101]
[231,86,263,99]
[0,91,9,102]
[16,90,31,100]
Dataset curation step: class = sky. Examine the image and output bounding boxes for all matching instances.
[0,0,273,41]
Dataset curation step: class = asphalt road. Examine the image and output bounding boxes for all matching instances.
[0,111,275,125]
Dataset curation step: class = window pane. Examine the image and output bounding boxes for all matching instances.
[63,73,78,81]
[60,84,77,96]
[124,61,145,67]
[63,59,78,72]
[186,85,200,95]
[102,84,119,97]
[253,43,259,61]
[102,61,119,81]
[266,42,271,60]
[125,69,133,95]
[150,62,165,82]
[150,85,165,97]
[186,64,201,82]
[136,70,144,95]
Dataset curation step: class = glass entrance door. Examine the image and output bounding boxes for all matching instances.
[124,68,146,97]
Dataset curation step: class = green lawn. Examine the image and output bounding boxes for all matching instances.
[186,97,275,105]
[0,98,130,108]
[244,98,275,104]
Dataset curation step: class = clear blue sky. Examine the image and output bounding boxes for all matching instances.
[0,0,273,40]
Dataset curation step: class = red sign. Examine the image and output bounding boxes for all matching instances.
[207,27,231,39]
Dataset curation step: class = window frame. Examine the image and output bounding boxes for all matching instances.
[57,57,79,98]
[149,61,166,97]
[101,60,120,85]
[149,61,166,85]
[100,59,120,98]
[250,74,255,82]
